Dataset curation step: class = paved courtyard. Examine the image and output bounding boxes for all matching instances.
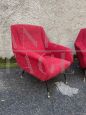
[0,60,86,115]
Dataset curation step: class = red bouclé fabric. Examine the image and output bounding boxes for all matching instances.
[11,24,73,81]
[75,29,86,69]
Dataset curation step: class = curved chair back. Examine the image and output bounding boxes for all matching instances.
[11,24,48,52]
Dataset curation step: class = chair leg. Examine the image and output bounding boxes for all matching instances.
[84,70,86,82]
[64,73,67,84]
[45,81,50,98]
[20,70,25,78]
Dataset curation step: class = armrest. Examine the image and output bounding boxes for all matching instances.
[46,42,70,51]
[46,42,73,63]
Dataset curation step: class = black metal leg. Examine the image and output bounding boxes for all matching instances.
[64,73,67,84]
[45,81,50,98]
[84,70,86,82]
[20,70,25,78]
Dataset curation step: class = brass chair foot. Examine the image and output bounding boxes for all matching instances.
[83,77,85,82]
[48,92,50,98]
[45,81,50,99]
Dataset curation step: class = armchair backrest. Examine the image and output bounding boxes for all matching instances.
[11,24,49,51]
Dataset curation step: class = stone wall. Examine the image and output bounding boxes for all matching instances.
[0,0,86,58]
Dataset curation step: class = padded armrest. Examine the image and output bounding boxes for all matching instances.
[46,42,73,63]
[46,42,71,51]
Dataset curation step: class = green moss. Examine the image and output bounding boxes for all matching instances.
[0,56,18,68]
[0,63,18,68]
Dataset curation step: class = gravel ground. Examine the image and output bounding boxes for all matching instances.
[0,61,86,115]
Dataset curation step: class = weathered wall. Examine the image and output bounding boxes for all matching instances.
[0,0,86,58]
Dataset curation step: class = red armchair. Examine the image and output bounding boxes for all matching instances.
[75,29,86,82]
[11,24,73,97]
[11,24,73,81]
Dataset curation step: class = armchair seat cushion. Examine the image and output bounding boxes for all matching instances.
[44,56,71,80]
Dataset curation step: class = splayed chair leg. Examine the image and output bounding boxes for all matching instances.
[64,73,67,84]
[45,81,50,98]
[20,70,25,78]
[84,70,86,82]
